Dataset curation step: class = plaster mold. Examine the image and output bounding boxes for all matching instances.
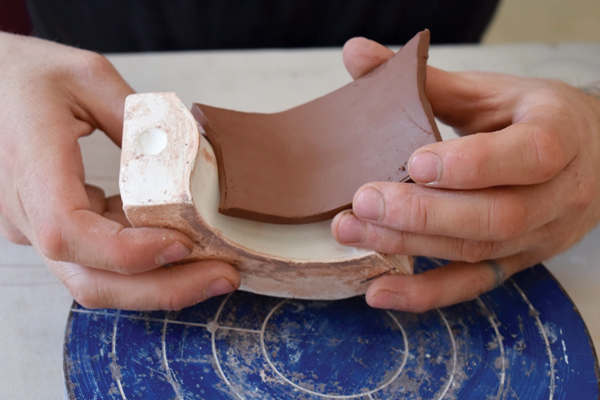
[120,93,412,299]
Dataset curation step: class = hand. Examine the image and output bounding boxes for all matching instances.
[332,37,600,312]
[0,33,239,310]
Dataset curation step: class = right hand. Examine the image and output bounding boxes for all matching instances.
[0,32,240,310]
[333,37,600,312]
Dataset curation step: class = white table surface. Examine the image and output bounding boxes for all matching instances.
[2,42,600,399]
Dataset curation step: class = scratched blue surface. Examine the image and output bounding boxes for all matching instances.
[64,258,600,399]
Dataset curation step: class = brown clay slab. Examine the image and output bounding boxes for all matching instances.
[192,30,440,224]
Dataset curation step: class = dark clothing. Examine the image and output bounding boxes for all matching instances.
[26,0,500,53]
[0,0,32,35]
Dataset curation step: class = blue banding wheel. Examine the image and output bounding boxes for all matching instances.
[64,257,600,399]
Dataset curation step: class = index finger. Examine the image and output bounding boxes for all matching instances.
[21,155,195,274]
[408,117,577,188]
[342,37,394,80]
[37,208,195,274]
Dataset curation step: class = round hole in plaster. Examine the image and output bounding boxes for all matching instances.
[134,128,168,155]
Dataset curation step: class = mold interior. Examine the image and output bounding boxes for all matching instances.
[190,133,369,261]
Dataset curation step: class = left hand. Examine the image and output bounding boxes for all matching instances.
[0,33,239,310]
[332,37,600,312]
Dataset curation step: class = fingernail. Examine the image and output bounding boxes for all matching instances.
[205,277,235,299]
[368,290,404,310]
[354,186,384,221]
[156,242,192,266]
[409,151,441,184]
[335,212,366,244]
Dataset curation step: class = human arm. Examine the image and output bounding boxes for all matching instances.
[332,37,600,311]
[0,32,239,310]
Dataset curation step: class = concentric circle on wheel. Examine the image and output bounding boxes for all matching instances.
[260,297,408,397]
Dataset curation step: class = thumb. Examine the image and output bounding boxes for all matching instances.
[342,37,394,80]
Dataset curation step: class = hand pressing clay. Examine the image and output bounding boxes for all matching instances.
[120,30,439,299]
[192,30,440,224]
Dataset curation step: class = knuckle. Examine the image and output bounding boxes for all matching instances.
[63,271,107,309]
[405,192,430,234]
[56,49,114,84]
[7,233,31,245]
[159,291,188,311]
[115,254,150,276]
[401,276,438,313]
[404,295,435,314]
[37,224,69,262]
[459,240,495,263]
[375,229,409,255]
[486,194,527,241]
[529,126,566,181]
[111,252,136,275]
[72,50,113,77]
[461,144,494,183]
[391,233,411,255]
[154,270,189,311]
[102,227,138,274]
[572,176,596,212]
[0,225,30,245]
